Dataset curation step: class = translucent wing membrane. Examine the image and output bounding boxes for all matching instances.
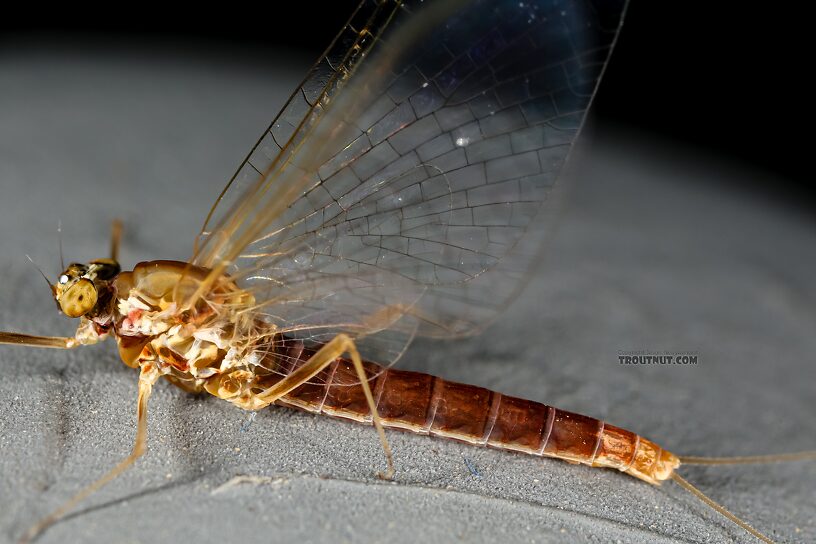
[191,0,627,372]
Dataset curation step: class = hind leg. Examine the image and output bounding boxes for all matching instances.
[254,334,395,479]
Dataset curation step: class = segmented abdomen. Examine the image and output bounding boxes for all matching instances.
[272,340,679,485]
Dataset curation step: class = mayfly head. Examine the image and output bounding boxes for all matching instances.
[53,259,120,318]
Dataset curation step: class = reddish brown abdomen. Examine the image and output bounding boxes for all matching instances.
[274,345,679,484]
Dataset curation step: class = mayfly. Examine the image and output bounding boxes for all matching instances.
[1,1,813,543]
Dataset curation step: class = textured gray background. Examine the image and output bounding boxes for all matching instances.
[0,45,814,544]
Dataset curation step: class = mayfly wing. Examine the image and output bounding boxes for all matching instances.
[190,0,627,375]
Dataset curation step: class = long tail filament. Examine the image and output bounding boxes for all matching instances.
[680,450,816,466]
[671,472,773,544]
[673,450,816,544]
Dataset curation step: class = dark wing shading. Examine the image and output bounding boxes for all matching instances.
[191,0,627,368]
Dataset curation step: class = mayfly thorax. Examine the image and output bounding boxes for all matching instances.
[1,1,813,543]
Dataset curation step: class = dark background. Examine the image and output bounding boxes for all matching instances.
[2,1,812,207]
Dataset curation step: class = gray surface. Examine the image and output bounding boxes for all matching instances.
[1,47,814,544]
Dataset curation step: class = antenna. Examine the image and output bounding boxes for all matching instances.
[57,220,65,270]
[25,254,53,291]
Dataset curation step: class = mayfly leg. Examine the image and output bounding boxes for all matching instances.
[109,219,123,262]
[254,333,395,479]
[20,363,160,544]
[0,332,77,349]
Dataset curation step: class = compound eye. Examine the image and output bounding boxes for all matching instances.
[59,279,98,318]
